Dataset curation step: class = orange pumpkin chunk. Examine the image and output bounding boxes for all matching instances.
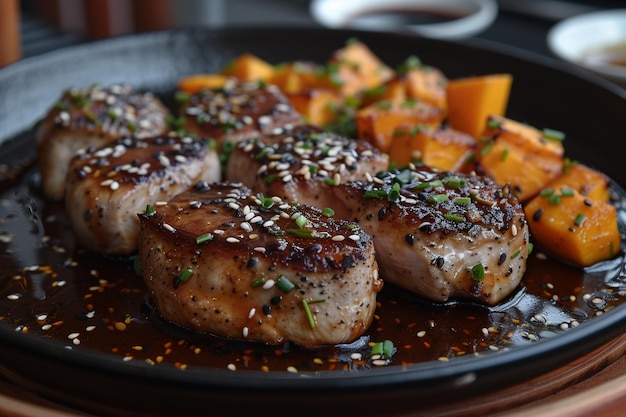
[389,125,476,172]
[477,116,564,202]
[356,99,445,153]
[446,73,512,138]
[525,189,620,267]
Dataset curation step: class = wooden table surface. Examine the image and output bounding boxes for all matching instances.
[1,332,626,417]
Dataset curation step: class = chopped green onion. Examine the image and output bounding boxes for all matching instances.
[471,263,485,281]
[511,249,521,259]
[196,233,213,244]
[257,193,274,209]
[388,182,401,202]
[528,242,534,255]
[363,85,387,98]
[454,197,471,206]
[540,188,555,198]
[443,176,466,189]
[174,90,191,103]
[178,268,193,283]
[444,213,465,223]
[276,275,295,293]
[416,179,443,190]
[145,204,155,216]
[302,299,316,329]
[263,173,279,184]
[561,187,575,197]
[500,148,509,162]
[480,141,493,156]
[346,223,359,231]
[287,228,315,238]
[376,100,392,110]
[427,194,449,204]
[487,118,502,129]
[364,189,387,199]
[397,55,421,75]
[574,213,587,227]
[543,128,565,141]
[251,277,266,288]
[323,178,336,186]
[548,194,561,205]
[295,214,308,228]
[371,340,395,360]
[322,207,335,217]
[254,147,272,160]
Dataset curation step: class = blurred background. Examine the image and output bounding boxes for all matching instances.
[1,0,625,84]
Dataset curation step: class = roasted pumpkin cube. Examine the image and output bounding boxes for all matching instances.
[221,53,275,82]
[287,89,342,126]
[404,66,448,111]
[356,99,445,153]
[525,188,621,267]
[477,116,564,201]
[446,73,513,138]
[389,125,476,172]
[359,76,407,108]
[545,162,611,203]
[329,40,395,96]
[178,74,230,94]
[271,62,326,94]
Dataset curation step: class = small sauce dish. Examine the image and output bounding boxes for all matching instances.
[310,0,498,40]
[548,9,626,86]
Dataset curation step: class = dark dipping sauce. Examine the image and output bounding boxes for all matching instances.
[1,129,626,374]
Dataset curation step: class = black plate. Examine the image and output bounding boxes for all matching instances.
[1,27,626,417]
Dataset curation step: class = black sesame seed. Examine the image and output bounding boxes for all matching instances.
[262,304,271,315]
[378,208,386,221]
[270,295,282,305]
[84,209,93,222]
[246,257,258,268]
[173,276,181,289]
[584,199,593,207]
[342,254,355,269]
[436,256,444,268]
[498,252,507,266]
[533,208,543,222]
[405,234,414,246]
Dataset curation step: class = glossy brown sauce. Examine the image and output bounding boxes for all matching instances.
[1,132,625,374]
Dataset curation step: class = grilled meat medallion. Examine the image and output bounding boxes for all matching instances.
[65,134,220,255]
[334,167,529,305]
[137,182,381,346]
[37,84,169,200]
[226,124,389,215]
[179,79,302,149]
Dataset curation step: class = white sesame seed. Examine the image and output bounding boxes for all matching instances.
[42,324,52,331]
[417,330,427,337]
[226,237,240,243]
[228,202,240,210]
[86,325,96,332]
[287,366,298,373]
[243,327,249,338]
[348,234,360,241]
[262,220,274,228]
[240,222,253,232]
[162,223,176,233]
[350,352,362,360]
[7,294,21,300]
[332,235,345,242]
[248,308,256,319]
[36,314,48,321]
[254,247,266,253]
[158,155,170,166]
[109,181,119,190]
[512,224,518,237]
[263,279,275,289]
[174,155,187,163]
[68,332,80,340]
[213,229,224,235]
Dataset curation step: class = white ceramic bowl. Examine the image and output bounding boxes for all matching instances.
[310,0,498,40]
[548,9,626,85]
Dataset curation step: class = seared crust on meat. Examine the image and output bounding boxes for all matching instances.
[179,79,301,149]
[65,134,220,255]
[334,167,528,305]
[137,182,382,346]
[226,124,388,216]
[37,84,169,200]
